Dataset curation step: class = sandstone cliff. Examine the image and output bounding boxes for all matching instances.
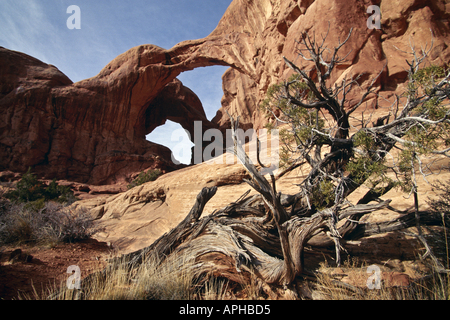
[1,0,449,187]
[213,0,450,129]
[0,46,218,184]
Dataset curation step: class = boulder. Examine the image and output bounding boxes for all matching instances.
[90,161,256,253]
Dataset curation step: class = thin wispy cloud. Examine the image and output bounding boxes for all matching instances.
[0,0,63,64]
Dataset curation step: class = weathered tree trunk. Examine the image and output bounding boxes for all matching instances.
[49,28,450,300]
[67,117,448,300]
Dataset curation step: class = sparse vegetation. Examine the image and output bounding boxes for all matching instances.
[7,27,450,301]
[127,169,162,189]
[69,255,197,300]
[0,201,101,246]
[35,254,230,300]
[4,168,76,205]
[0,169,98,246]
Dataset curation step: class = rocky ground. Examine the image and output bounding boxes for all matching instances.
[1,102,449,299]
[1,157,448,299]
[0,239,112,300]
[1,0,449,300]
[0,175,116,300]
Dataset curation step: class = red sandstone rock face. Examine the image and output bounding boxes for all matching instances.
[0,46,217,185]
[1,0,449,185]
[0,48,73,175]
[213,0,450,129]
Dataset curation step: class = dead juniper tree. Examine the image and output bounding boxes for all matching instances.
[70,29,450,299]
[261,28,450,267]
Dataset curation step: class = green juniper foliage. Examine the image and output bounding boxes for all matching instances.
[5,168,76,204]
[260,33,449,274]
[260,58,449,212]
[396,65,450,193]
[262,74,324,169]
[127,169,162,189]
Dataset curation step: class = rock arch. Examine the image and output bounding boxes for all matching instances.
[142,79,218,144]
[0,42,241,185]
[0,0,285,185]
[2,0,449,186]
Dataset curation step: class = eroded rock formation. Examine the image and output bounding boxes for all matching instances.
[1,0,449,186]
[213,0,450,129]
[0,46,221,185]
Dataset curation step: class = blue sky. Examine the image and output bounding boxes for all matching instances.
[0,0,232,163]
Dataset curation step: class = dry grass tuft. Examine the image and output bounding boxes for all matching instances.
[23,251,268,300]
[0,201,101,246]
[314,258,449,300]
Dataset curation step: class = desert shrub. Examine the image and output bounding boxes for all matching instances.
[50,254,198,300]
[0,202,101,246]
[0,203,38,245]
[38,202,102,244]
[127,169,162,190]
[428,180,450,218]
[5,168,46,203]
[5,168,76,205]
[44,179,76,204]
[0,204,34,245]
